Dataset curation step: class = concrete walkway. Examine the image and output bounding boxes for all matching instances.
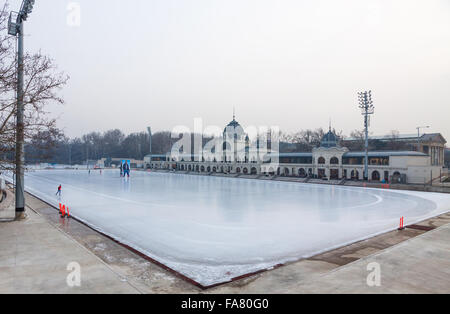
[209,222,450,293]
[0,209,140,294]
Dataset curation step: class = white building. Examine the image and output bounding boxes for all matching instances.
[145,119,444,184]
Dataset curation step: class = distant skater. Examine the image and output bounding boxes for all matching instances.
[120,163,123,177]
[56,184,62,197]
[123,162,130,177]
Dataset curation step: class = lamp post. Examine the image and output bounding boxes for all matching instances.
[8,0,35,219]
[358,90,374,181]
[416,126,430,153]
[147,126,152,165]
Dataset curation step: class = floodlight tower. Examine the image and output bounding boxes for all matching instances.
[358,90,374,181]
[8,0,36,218]
[416,126,430,152]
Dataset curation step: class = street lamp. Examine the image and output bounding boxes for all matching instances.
[147,126,152,165]
[8,0,36,219]
[358,90,374,181]
[416,125,430,152]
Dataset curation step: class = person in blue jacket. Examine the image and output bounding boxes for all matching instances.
[123,161,130,177]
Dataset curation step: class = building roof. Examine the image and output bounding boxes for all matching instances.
[343,151,427,157]
[277,152,313,158]
[320,130,338,148]
[345,133,446,144]
[223,117,245,137]
[271,151,428,158]
[145,154,168,158]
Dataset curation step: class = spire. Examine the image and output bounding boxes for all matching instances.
[233,106,236,121]
[329,118,331,132]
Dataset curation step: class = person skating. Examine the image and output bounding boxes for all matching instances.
[55,184,62,197]
[120,163,123,177]
[123,162,130,177]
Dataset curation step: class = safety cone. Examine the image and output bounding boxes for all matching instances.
[60,204,66,218]
[398,216,405,230]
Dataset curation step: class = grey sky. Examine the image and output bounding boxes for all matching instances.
[17,0,450,141]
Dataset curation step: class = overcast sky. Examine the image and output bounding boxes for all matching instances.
[15,0,450,141]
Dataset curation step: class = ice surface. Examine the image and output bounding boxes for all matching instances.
[16,169,450,286]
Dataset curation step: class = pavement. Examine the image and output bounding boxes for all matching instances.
[0,189,15,221]
[208,222,450,294]
[0,207,140,294]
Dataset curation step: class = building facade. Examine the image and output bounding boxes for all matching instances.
[144,119,445,185]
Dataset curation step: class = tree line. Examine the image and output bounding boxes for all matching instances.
[24,127,415,166]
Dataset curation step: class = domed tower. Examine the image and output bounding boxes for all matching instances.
[312,124,348,180]
[320,128,338,148]
[223,112,247,163]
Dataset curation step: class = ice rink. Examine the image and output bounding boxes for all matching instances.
[18,169,450,286]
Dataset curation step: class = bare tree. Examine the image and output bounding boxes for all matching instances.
[0,2,68,170]
[346,129,365,151]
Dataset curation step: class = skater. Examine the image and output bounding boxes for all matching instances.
[123,161,130,177]
[120,163,123,177]
[56,184,62,197]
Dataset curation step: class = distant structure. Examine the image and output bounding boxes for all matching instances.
[144,118,446,184]
[342,133,447,167]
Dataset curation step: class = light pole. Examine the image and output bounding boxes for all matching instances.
[147,126,152,165]
[8,0,35,219]
[416,126,430,152]
[358,90,374,181]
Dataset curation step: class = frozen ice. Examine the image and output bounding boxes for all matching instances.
[15,169,450,286]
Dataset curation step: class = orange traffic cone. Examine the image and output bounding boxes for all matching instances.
[398,216,405,230]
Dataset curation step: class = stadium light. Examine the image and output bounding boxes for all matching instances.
[358,90,375,181]
[8,0,36,219]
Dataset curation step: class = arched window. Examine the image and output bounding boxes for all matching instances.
[371,171,380,181]
[318,157,326,164]
[330,157,339,165]
[298,168,306,177]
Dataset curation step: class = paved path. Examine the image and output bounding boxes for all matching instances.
[0,208,140,294]
[209,222,450,293]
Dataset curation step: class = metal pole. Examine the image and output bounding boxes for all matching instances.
[417,128,420,152]
[68,143,71,165]
[147,126,152,165]
[86,144,88,169]
[364,94,369,181]
[15,22,25,216]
